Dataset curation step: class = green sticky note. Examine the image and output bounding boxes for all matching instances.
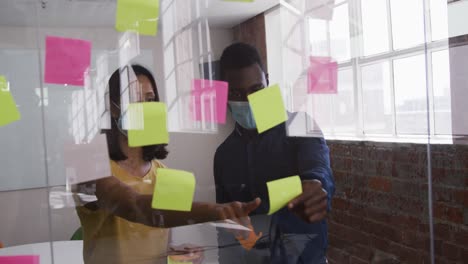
[267,176,302,215]
[248,84,288,133]
[115,0,159,36]
[128,102,169,147]
[0,75,7,91]
[0,77,21,127]
[223,0,254,2]
[152,168,196,211]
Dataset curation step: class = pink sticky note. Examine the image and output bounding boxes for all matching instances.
[307,56,338,94]
[190,79,228,124]
[0,255,40,264]
[44,36,92,86]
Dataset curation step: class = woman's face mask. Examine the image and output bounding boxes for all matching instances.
[228,101,257,130]
[111,100,128,137]
[113,115,127,137]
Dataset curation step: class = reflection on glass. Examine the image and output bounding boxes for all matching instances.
[308,94,333,134]
[362,61,393,134]
[361,0,389,56]
[71,90,86,144]
[431,50,452,135]
[393,54,428,135]
[308,3,350,62]
[330,3,350,61]
[333,69,355,134]
[390,0,425,50]
[430,0,449,41]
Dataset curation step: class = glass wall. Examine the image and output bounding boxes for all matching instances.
[0,0,466,263]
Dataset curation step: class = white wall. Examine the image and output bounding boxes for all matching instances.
[448,0,468,38]
[448,0,468,141]
[0,25,234,247]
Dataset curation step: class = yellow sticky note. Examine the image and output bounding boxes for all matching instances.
[248,84,288,133]
[152,168,196,211]
[128,102,169,147]
[267,176,302,215]
[115,0,159,36]
[0,77,21,127]
[167,257,192,264]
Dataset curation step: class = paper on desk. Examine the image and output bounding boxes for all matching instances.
[210,219,252,231]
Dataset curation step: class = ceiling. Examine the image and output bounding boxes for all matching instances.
[0,0,279,29]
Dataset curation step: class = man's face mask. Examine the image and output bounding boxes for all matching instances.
[228,101,257,130]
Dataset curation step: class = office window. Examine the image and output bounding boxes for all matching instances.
[274,0,451,142]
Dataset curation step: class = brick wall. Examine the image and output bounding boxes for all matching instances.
[327,141,468,264]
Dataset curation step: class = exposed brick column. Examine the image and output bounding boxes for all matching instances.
[327,140,468,264]
[232,14,268,72]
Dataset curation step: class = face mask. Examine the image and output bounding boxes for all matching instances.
[111,100,128,137]
[113,116,128,137]
[228,101,257,130]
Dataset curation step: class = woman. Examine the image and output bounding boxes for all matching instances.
[74,64,260,264]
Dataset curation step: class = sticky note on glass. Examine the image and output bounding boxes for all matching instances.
[0,255,40,264]
[44,36,92,86]
[248,84,288,133]
[0,75,8,91]
[0,86,21,127]
[152,168,196,211]
[128,102,169,147]
[307,56,338,94]
[115,0,159,36]
[267,176,302,215]
[222,0,254,2]
[191,79,228,124]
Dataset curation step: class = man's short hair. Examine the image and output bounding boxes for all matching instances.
[219,42,265,80]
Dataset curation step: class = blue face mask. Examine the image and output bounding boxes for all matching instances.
[113,116,128,137]
[228,101,257,130]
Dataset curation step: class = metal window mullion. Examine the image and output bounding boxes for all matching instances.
[354,59,364,137]
[301,11,313,134]
[422,0,436,137]
[351,0,364,137]
[389,58,397,136]
[385,0,398,137]
[426,51,436,137]
[325,16,336,136]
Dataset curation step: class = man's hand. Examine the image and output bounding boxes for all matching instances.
[214,197,261,221]
[288,180,328,223]
[211,198,261,238]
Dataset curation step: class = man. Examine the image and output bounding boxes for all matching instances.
[214,43,335,263]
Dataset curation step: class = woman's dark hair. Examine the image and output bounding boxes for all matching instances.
[105,64,169,161]
[219,42,265,81]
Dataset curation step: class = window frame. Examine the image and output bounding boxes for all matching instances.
[298,0,452,143]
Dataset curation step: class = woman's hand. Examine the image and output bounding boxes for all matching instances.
[212,198,261,221]
[167,244,205,264]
